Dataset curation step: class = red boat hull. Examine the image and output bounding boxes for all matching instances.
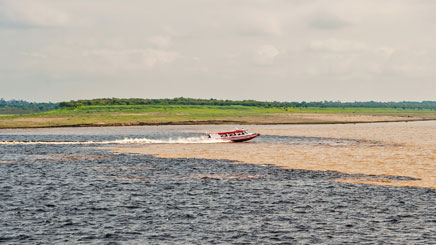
[222,133,260,142]
[208,130,260,142]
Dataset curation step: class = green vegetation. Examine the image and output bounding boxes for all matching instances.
[52,104,436,115]
[1,103,436,129]
[0,99,58,114]
[1,98,436,128]
[59,98,436,110]
[3,97,436,115]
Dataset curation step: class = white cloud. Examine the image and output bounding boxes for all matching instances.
[377,47,395,57]
[84,49,178,70]
[254,45,280,65]
[237,10,282,36]
[308,39,368,53]
[21,51,47,59]
[0,0,70,27]
[148,36,172,48]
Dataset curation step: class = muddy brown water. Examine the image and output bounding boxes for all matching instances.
[1,123,435,243]
[107,121,436,189]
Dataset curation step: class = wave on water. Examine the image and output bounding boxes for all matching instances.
[0,136,229,145]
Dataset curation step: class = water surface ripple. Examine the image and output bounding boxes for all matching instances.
[0,128,435,244]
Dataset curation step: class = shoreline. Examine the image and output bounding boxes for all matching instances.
[1,117,435,130]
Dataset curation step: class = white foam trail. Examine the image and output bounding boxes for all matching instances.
[0,141,91,145]
[110,136,227,144]
[0,136,229,145]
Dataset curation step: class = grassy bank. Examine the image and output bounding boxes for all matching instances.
[1,104,436,129]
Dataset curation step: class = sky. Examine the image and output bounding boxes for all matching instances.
[0,0,435,102]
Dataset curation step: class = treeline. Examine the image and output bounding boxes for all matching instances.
[3,98,436,115]
[59,98,436,110]
[59,98,274,108]
[0,99,59,114]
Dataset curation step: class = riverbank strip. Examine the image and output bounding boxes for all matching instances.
[1,105,436,129]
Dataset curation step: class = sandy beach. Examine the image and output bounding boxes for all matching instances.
[108,121,436,189]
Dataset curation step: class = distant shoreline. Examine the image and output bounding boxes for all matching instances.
[2,104,436,129]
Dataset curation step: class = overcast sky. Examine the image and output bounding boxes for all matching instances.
[1,0,435,102]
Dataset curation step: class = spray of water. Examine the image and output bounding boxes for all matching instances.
[0,136,229,145]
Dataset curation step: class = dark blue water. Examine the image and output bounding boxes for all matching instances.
[1,127,435,244]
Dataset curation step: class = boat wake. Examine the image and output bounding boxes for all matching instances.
[111,136,228,144]
[0,136,229,145]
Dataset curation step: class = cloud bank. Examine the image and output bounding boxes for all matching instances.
[1,0,435,102]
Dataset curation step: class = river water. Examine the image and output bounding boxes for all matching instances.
[1,125,435,244]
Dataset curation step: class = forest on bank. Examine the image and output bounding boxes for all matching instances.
[0,99,58,114]
[52,98,436,111]
[2,97,436,114]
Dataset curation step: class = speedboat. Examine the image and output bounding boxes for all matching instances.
[207,129,260,142]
